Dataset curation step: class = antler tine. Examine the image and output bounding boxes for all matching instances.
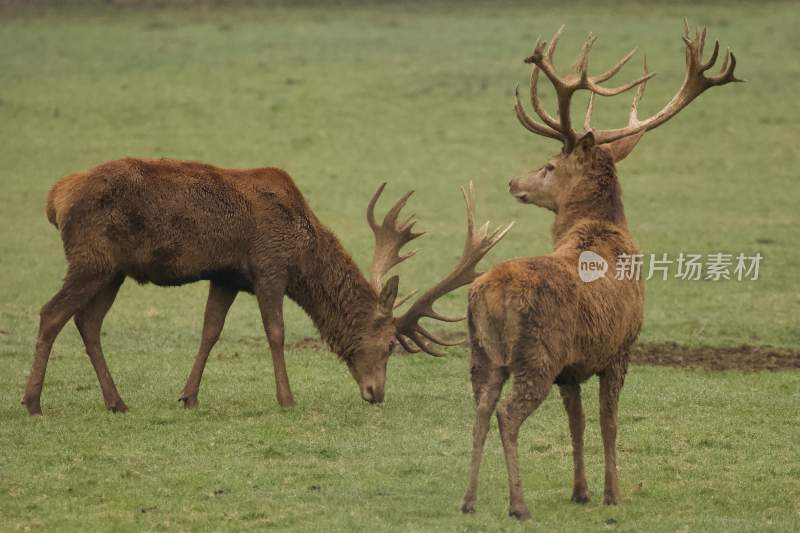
[462,183,515,261]
[592,47,638,84]
[384,191,414,227]
[591,20,742,145]
[629,56,648,125]
[586,70,655,97]
[525,25,567,133]
[587,42,645,122]
[395,334,421,354]
[529,69,562,132]
[416,325,464,347]
[719,48,730,73]
[365,182,386,229]
[392,289,418,310]
[524,37,564,89]
[711,48,743,84]
[367,183,424,292]
[700,40,720,72]
[697,26,707,54]
[574,32,597,80]
[583,92,595,131]
[394,182,513,356]
[514,85,563,140]
[547,24,564,61]
[406,330,447,357]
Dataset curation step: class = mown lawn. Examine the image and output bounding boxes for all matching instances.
[1,1,798,531]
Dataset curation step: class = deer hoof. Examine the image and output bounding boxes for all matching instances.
[508,506,531,521]
[460,501,476,514]
[571,492,590,504]
[277,395,295,408]
[179,395,198,409]
[21,397,42,416]
[108,400,128,413]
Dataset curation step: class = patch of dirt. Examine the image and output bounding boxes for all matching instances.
[288,337,800,372]
[631,342,800,372]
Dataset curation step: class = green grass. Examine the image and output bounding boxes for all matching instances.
[1,2,799,531]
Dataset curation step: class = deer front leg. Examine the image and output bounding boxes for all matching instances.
[496,371,552,521]
[255,282,294,407]
[180,282,237,408]
[461,363,506,514]
[559,383,589,503]
[599,364,627,505]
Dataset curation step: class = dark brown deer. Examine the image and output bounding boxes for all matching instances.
[22,157,511,415]
[461,21,741,520]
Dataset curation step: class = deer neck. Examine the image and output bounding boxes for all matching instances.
[287,225,377,361]
[552,156,628,245]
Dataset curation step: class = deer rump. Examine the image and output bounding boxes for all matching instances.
[468,252,643,385]
[47,157,312,292]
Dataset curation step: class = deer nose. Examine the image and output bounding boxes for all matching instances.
[362,385,384,404]
[361,385,374,403]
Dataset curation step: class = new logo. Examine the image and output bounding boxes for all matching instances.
[578,251,608,283]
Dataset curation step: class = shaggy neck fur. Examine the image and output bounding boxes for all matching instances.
[287,224,378,362]
[552,148,627,243]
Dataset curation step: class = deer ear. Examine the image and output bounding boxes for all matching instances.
[573,131,596,162]
[601,130,645,163]
[379,275,399,314]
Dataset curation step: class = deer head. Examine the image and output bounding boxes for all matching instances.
[348,183,513,403]
[509,20,742,210]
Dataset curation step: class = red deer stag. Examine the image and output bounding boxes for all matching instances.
[461,21,741,520]
[22,159,511,415]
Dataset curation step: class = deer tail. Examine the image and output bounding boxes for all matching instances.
[46,174,80,229]
[46,190,58,227]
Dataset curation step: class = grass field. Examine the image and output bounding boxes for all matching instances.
[1,1,799,531]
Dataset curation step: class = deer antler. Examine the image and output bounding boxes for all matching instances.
[394,183,514,356]
[366,182,424,293]
[515,26,653,152]
[515,20,742,151]
[591,19,743,144]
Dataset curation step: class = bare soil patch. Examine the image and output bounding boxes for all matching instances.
[631,342,800,372]
[289,337,800,372]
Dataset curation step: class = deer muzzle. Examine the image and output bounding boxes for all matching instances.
[508,177,531,203]
[360,382,385,404]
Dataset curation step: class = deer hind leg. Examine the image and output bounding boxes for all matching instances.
[74,273,127,413]
[599,363,627,505]
[255,278,293,407]
[559,384,589,503]
[22,270,118,415]
[496,365,553,521]
[461,352,508,514]
[180,282,237,408]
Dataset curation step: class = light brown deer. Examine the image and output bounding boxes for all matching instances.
[23,157,511,415]
[461,21,741,520]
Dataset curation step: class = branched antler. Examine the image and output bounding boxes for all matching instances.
[367,183,424,293]
[515,20,742,151]
[394,183,514,356]
[515,25,653,152]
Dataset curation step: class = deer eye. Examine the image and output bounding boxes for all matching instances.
[545,163,555,172]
